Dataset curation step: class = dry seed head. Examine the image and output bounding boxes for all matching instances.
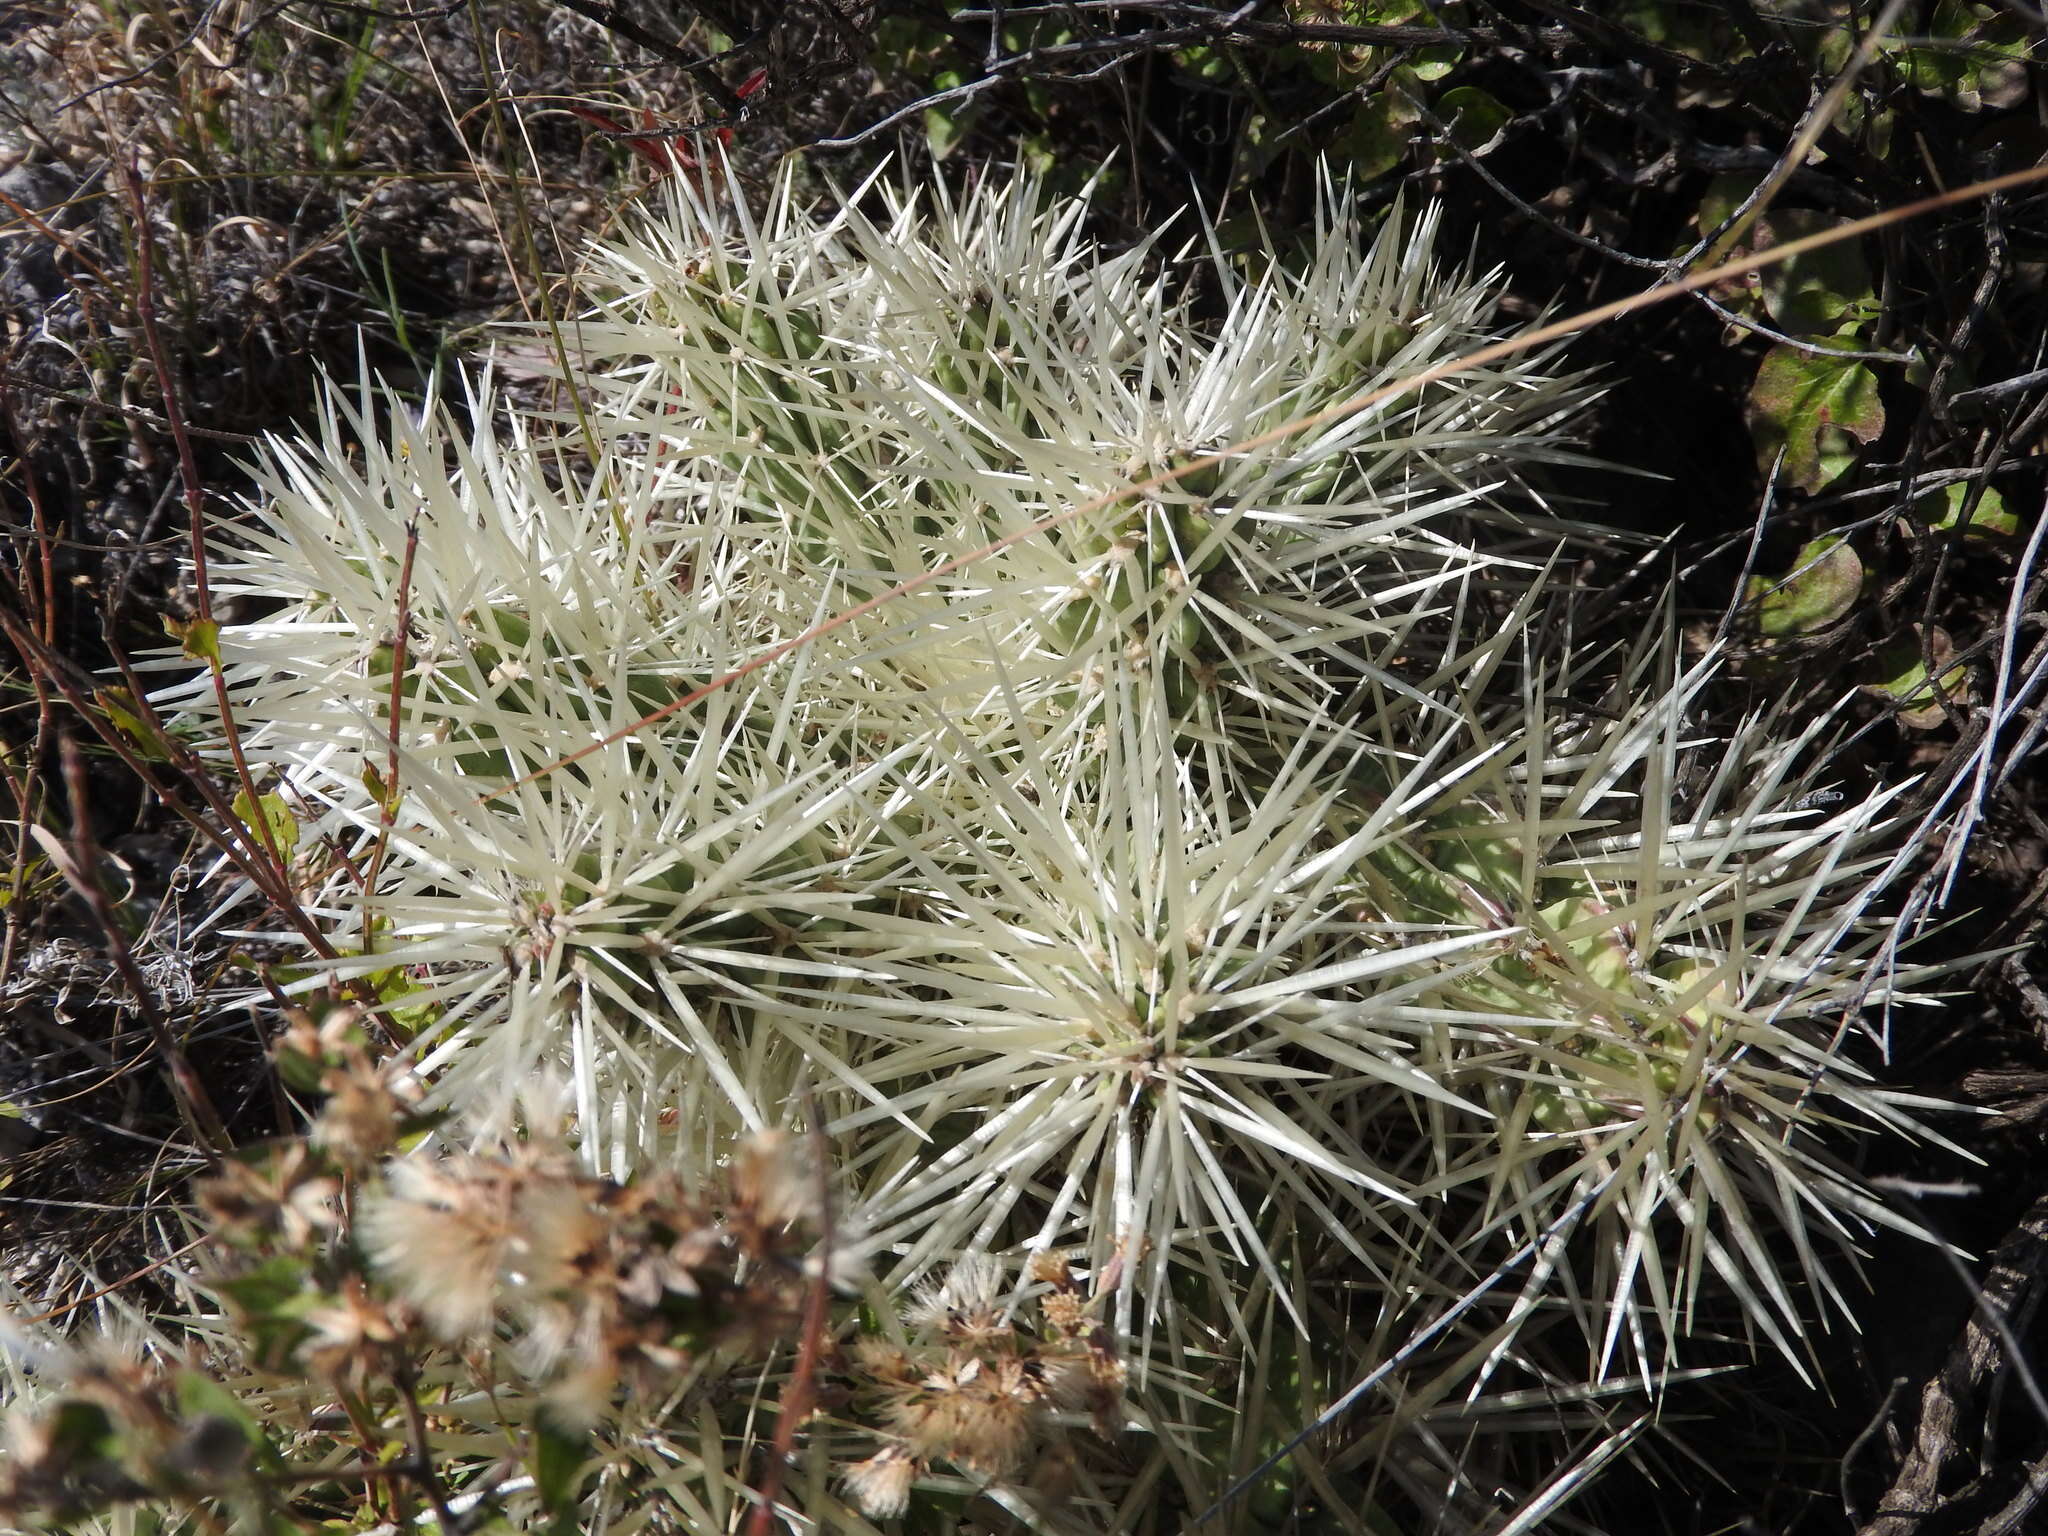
[840,1252,1132,1510]
[310,1052,421,1168]
[905,1252,1009,1341]
[359,1158,516,1340]
[840,1445,918,1519]
[299,1277,411,1392]
[195,1143,339,1250]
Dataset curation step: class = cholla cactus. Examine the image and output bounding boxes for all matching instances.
[139,161,1955,1531]
[566,168,1597,765]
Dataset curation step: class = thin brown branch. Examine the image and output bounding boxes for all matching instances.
[0,371,261,445]
[0,607,380,1024]
[745,1107,835,1536]
[356,517,421,946]
[0,386,60,987]
[392,1363,462,1534]
[54,733,230,1157]
[121,161,288,881]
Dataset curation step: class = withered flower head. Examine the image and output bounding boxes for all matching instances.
[359,1157,516,1340]
[196,1142,338,1250]
[840,1445,918,1519]
[300,1276,412,1391]
[905,1252,1010,1346]
[311,1053,422,1168]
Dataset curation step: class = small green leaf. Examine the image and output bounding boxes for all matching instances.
[361,762,399,814]
[922,70,975,160]
[1020,134,1055,176]
[1434,86,1511,156]
[233,789,301,861]
[1336,95,1409,180]
[1744,535,1863,636]
[923,106,964,160]
[216,1256,325,1363]
[165,614,222,665]
[215,1253,312,1314]
[174,1370,279,1476]
[1923,481,2017,539]
[1868,625,1968,728]
[1407,42,1463,82]
[1696,172,1766,241]
[1755,210,1875,335]
[1885,0,2019,106]
[1749,342,1887,492]
[1614,0,1741,56]
[274,1043,327,1094]
[1173,44,1235,84]
[47,1398,123,1462]
[95,687,173,762]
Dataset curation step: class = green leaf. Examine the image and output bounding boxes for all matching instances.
[1868,626,1968,728]
[1744,536,1863,637]
[95,687,173,762]
[233,789,301,861]
[923,106,964,160]
[1434,86,1511,156]
[1755,210,1875,335]
[1614,0,1742,56]
[1335,95,1409,180]
[1924,481,2017,539]
[355,961,439,1039]
[216,1256,325,1364]
[1407,43,1463,82]
[47,1398,122,1463]
[215,1253,311,1313]
[1885,0,2021,106]
[1749,342,1887,492]
[922,69,976,160]
[174,1370,279,1476]
[361,761,399,814]
[274,1041,327,1094]
[1697,172,1766,241]
[1173,45,1235,84]
[165,614,222,665]
[0,855,51,909]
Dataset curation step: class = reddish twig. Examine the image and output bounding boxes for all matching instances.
[121,161,287,881]
[0,607,404,1052]
[566,68,768,176]
[745,1107,836,1536]
[357,516,422,945]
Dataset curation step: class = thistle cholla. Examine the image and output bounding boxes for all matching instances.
[140,164,1957,1530]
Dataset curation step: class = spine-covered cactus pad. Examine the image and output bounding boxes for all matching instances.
[128,164,1954,1532]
